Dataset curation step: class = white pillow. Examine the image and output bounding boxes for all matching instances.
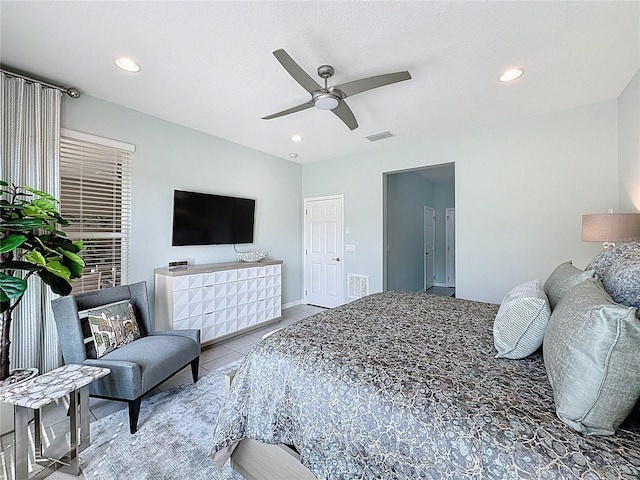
[493,279,551,359]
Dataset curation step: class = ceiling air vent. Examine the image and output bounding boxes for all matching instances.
[365,131,395,142]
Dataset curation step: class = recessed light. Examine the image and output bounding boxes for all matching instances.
[499,68,524,82]
[289,153,298,158]
[114,56,141,73]
[290,134,303,142]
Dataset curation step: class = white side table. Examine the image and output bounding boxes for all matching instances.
[0,364,110,480]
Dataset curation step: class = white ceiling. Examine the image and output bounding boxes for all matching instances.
[1,1,638,165]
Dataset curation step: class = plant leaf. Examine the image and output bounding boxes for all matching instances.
[44,259,71,281]
[58,248,84,266]
[0,272,27,302]
[38,270,72,296]
[0,234,27,253]
[0,180,8,187]
[0,260,40,272]
[24,251,46,267]
[31,198,57,212]
[23,186,57,202]
[0,218,43,230]
[58,248,85,279]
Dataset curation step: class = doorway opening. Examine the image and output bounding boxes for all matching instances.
[383,163,455,295]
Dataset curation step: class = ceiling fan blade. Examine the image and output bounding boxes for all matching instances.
[335,71,412,98]
[273,49,322,94]
[332,100,358,130]
[261,101,314,120]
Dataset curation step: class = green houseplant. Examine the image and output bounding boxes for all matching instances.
[0,181,84,383]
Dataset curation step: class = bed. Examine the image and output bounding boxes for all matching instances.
[209,291,640,479]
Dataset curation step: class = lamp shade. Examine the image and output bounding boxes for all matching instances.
[582,213,640,243]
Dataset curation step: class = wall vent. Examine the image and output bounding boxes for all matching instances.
[365,131,395,142]
[348,274,370,298]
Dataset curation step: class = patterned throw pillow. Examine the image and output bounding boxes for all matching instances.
[493,279,551,359]
[543,261,595,309]
[586,242,640,309]
[585,242,639,278]
[88,300,142,358]
[543,277,640,435]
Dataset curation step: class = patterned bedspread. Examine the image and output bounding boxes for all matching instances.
[209,292,640,479]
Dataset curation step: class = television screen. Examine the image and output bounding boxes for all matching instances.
[171,190,255,246]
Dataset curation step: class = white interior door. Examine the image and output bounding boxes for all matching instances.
[446,208,456,287]
[304,196,344,307]
[424,206,435,290]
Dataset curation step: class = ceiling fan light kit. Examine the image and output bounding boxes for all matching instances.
[262,49,411,130]
[313,93,340,110]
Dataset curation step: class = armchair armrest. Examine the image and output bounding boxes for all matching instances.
[82,358,142,400]
[151,329,201,349]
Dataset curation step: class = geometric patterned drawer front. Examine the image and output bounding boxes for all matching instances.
[160,262,282,343]
[173,275,192,292]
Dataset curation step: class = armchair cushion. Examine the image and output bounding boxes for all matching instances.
[88,335,199,399]
[88,300,142,358]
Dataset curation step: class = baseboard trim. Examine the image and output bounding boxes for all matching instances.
[282,299,302,310]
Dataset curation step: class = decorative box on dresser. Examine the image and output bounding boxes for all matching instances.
[154,260,282,345]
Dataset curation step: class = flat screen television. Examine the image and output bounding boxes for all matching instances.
[171,190,255,246]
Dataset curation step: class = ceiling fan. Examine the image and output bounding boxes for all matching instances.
[262,49,412,130]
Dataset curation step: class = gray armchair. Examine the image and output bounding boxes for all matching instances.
[51,281,200,434]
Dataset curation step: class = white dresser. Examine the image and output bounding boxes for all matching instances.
[154,260,282,345]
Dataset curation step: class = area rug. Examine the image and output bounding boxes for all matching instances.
[80,361,245,480]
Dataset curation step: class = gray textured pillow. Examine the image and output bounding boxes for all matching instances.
[543,277,640,435]
[543,261,595,309]
[493,279,551,359]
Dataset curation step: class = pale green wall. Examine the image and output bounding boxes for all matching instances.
[60,94,303,309]
[386,172,434,291]
[617,69,640,212]
[302,101,619,304]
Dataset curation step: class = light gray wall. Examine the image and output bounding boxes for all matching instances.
[60,94,303,309]
[617,69,640,212]
[386,171,434,291]
[433,182,455,285]
[302,101,619,304]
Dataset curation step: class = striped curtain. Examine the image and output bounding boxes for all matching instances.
[1,72,62,374]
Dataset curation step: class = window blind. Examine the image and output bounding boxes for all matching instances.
[59,130,133,293]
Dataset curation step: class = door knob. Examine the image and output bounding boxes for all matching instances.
[332,257,341,262]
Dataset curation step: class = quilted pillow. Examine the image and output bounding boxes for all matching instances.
[493,279,551,359]
[543,261,595,309]
[543,277,640,435]
[88,300,142,358]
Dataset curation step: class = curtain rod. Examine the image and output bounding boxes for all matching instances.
[0,65,80,98]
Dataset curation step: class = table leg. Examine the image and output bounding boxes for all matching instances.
[60,389,81,476]
[79,385,90,453]
[34,408,43,458]
[14,406,29,480]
